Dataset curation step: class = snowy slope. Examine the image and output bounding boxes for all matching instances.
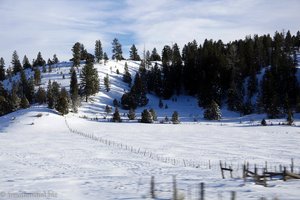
[1,106,300,200]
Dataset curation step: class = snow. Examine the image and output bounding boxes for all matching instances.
[1,59,300,199]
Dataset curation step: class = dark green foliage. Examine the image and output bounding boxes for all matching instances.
[80,62,100,102]
[34,68,41,85]
[36,87,47,104]
[112,38,123,60]
[129,44,140,61]
[0,57,6,81]
[123,62,132,85]
[104,74,110,92]
[121,93,136,109]
[22,55,31,69]
[150,48,161,61]
[204,100,221,120]
[33,52,46,67]
[11,50,22,74]
[20,70,34,103]
[127,108,135,120]
[72,42,81,67]
[52,54,59,64]
[103,52,109,64]
[113,98,119,107]
[8,84,20,111]
[47,81,54,108]
[112,107,121,122]
[149,108,157,121]
[20,96,30,109]
[95,40,103,63]
[141,109,153,123]
[70,70,79,112]
[105,105,112,115]
[261,118,267,126]
[56,87,69,115]
[171,111,180,124]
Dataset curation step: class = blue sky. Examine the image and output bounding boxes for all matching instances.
[0,0,299,65]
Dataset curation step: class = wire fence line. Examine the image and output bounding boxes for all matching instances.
[64,117,297,175]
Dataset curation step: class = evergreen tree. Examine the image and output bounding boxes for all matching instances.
[129,44,141,61]
[127,108,136,120]
[150,48,161,61]
[9,84,20,111]
[70,70,79,112]
[261,118,267,126]
[112,38,123,60]
[105,105,112,115]
[171,111,180,124]
[20,70,34,103]
[204,100,221,120]
[80,62,100,101]
[287,110,294,125]
[149,108,157,121]
[56,87,69,115]
[103,52,109,64]
[35,87,47,104]
[0,57,6,81]
[112,107,121,122]
[141,109,153,123]
[51,81,61,107]
[123,62,132,85]
[20,96,30,109]
[11,50,22,74]
[47,80,54,108]
[158,99,163,108]
[104,74,110,92]
[22,55,32,69]
[72,42,81,67]
[52,54,59,64]
[33,52,46,67]
[95,40,103,63]
[34,68,41,85]
[113,98,119,107]
[130,72,148,106]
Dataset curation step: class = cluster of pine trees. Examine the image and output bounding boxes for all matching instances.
[120,30,300,119]
[0,51,59,116]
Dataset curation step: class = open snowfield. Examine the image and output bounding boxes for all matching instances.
[1,106,300,200]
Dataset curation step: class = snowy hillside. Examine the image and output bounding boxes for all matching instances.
[1,59,300,200]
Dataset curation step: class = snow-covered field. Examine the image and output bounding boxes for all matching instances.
[1,59,300,200]
[1,106,300,200]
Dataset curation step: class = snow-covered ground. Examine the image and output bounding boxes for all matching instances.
[1,58,300,199]
[0,106,300,200]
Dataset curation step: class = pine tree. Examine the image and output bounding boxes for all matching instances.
[22,55,32,69]
[287,110,294,125]
[56,87,69,115]
[72,42,81,67]
[149,108,157,121]
[35,87,47,104]
[52,54,59,64]
[95,40,103,63]
[20,96,30,109]
[171,111,180,124]
[104,74,110,92]
[11,50,22,74]
[103,52,109,64]
[105,105,112,115]
[127,108,136,120]
[112,107,121,122]
[141,109,153,123]
[150,48,161,61]
[130,72,148,106]
[80,62,100,101]
[261,118,267,126]
[129,44,140,61]
[33,52,46,67]
[123,62,132,85]
[51,81,61,107]
[47,81,54,108]
[112,38,123,60]
[9,84,21,111]
[70,70,79,112]
[204,100,221,120]
[34,68,41,85]
[0,57,6,81]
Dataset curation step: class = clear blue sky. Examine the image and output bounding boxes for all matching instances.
[0,0,299,65]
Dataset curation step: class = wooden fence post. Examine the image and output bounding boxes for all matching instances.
[220,161,225,179]
[150,176,155,199]
[291,158,294,173]
[200,182,204,200]
[173,175,177,200]
[231,191,236,200]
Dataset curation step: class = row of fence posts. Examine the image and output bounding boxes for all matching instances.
[150,176,236,200]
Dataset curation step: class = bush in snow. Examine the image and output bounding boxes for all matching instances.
[140,109,153,123]
[127,108,136,120]
[203,100,221,120]
[261,118,267,126]
[112,107,122,122]
[171,111,180,124]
